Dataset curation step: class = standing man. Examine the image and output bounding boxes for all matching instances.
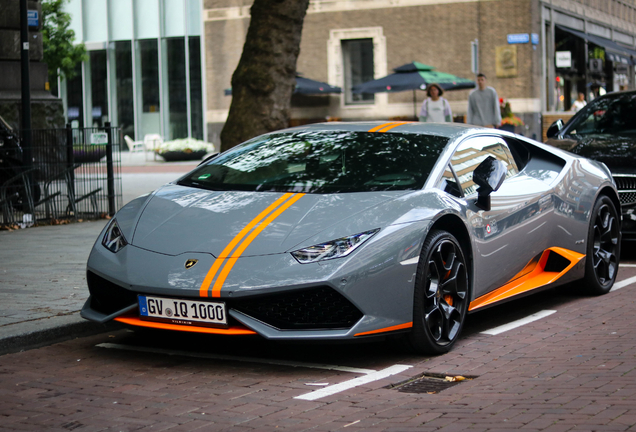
[467,73,502,128]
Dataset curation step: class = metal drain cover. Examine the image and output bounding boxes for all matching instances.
[387,374,473,394]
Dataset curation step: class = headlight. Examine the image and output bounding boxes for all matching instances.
[102,219,128,253]
[291,229,380,264]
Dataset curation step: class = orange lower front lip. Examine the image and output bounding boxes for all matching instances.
[114,315,257,335]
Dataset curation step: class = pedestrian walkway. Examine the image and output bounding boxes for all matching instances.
[0,154,201,354]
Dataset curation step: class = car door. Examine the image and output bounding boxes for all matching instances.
[449,136,556,298]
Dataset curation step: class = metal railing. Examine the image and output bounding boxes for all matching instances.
[0,123,122,227]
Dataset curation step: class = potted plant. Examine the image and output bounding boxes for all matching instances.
[156,138,216,162]
[73,145,107,163]
[499,98,524,133]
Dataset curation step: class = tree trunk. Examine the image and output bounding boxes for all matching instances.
[220,0,310,152]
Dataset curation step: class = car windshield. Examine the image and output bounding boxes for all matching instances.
[178,130,449,193]
[567,93,636,137]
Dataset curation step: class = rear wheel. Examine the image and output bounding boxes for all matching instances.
[583,195,620,295]
[407,230,469,355]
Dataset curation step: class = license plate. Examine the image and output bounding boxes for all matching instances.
[138,295,227,327]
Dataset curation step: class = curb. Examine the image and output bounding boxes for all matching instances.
[0,315,120,356]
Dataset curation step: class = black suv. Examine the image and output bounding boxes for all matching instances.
[546,90,636,240]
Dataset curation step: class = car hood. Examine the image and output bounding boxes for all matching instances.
[566,134,636,174]
[130,185,416,256]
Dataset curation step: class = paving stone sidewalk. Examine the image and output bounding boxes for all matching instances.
[0,156,198,354]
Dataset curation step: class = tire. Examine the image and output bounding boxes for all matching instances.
[407,230,469,355]
[582,195,621,295]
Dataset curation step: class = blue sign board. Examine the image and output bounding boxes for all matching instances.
[28,10,39,27]
[531,33,539,45]
[507,33,530,44]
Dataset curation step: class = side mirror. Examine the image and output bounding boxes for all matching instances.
[546,119,564,138]
[472,156,507,211]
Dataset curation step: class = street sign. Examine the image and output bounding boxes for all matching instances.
[556,51,572,68]
[90,132,108,145]
[615,63,629,75]
[27,10,39,27]
[507,33,530,44]
[531,33,539,45]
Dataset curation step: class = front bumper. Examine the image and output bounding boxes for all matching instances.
[82,220,431,340]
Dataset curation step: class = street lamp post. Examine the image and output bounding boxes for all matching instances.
[20,0,33,172]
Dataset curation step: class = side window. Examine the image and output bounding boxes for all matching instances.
[450,137,519,196]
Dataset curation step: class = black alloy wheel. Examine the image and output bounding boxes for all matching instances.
[583,195,620,295]
[408,230,469,355]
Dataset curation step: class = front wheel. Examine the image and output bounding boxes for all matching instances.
[582,195,620,295]
[407,230,469,355]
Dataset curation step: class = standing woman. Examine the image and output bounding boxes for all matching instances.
[418,83,453,122]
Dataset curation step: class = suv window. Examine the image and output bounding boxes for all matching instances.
[567,93,636,136]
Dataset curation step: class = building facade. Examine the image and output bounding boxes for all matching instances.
[203,0,636,143]
[0,0,64,130]
[62,0,205,142]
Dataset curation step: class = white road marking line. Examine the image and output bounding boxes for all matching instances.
[480,310,556,335]
[619,264,636,268]
[294,364,412,401]
[96,343,376,374]
[611,275,636,292]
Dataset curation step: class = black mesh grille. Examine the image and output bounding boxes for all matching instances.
[230,286,363,330]
[87,271,137,316]
[619,192,636,206]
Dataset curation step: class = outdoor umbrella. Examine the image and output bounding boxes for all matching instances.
[224,74,341,96]
[352,61,475,117]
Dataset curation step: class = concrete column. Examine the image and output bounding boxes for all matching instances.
[547,9,555,111]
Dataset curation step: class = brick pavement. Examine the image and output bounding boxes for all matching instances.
[0,267,635,431]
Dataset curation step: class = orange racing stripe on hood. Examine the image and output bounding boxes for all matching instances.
[210,193,305,298]
[198,193,296,297]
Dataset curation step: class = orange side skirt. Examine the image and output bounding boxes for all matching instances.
[469,247,585,311]
[114,315,257,335]
[354,322,413,337]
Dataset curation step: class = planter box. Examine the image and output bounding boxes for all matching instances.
[159,150,208,162]
[73,146,106,163]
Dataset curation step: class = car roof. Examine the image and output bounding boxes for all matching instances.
[595,89,636,100]
[275,121,486,141]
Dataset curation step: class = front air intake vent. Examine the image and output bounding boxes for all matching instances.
[87,271,138,315]
[231,286,363,330]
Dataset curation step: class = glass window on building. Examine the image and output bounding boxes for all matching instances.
[66,64,84,128]
[62,0,205,143]
[115,41,135,140]
[139,39,161,137]
[342,39,374,105]
[189,37,203,140]
[166,37,187,140]
[89,50,109,128]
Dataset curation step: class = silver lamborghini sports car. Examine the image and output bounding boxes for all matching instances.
[82,122,621,354]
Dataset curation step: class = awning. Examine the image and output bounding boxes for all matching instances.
[557,25,636,65]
